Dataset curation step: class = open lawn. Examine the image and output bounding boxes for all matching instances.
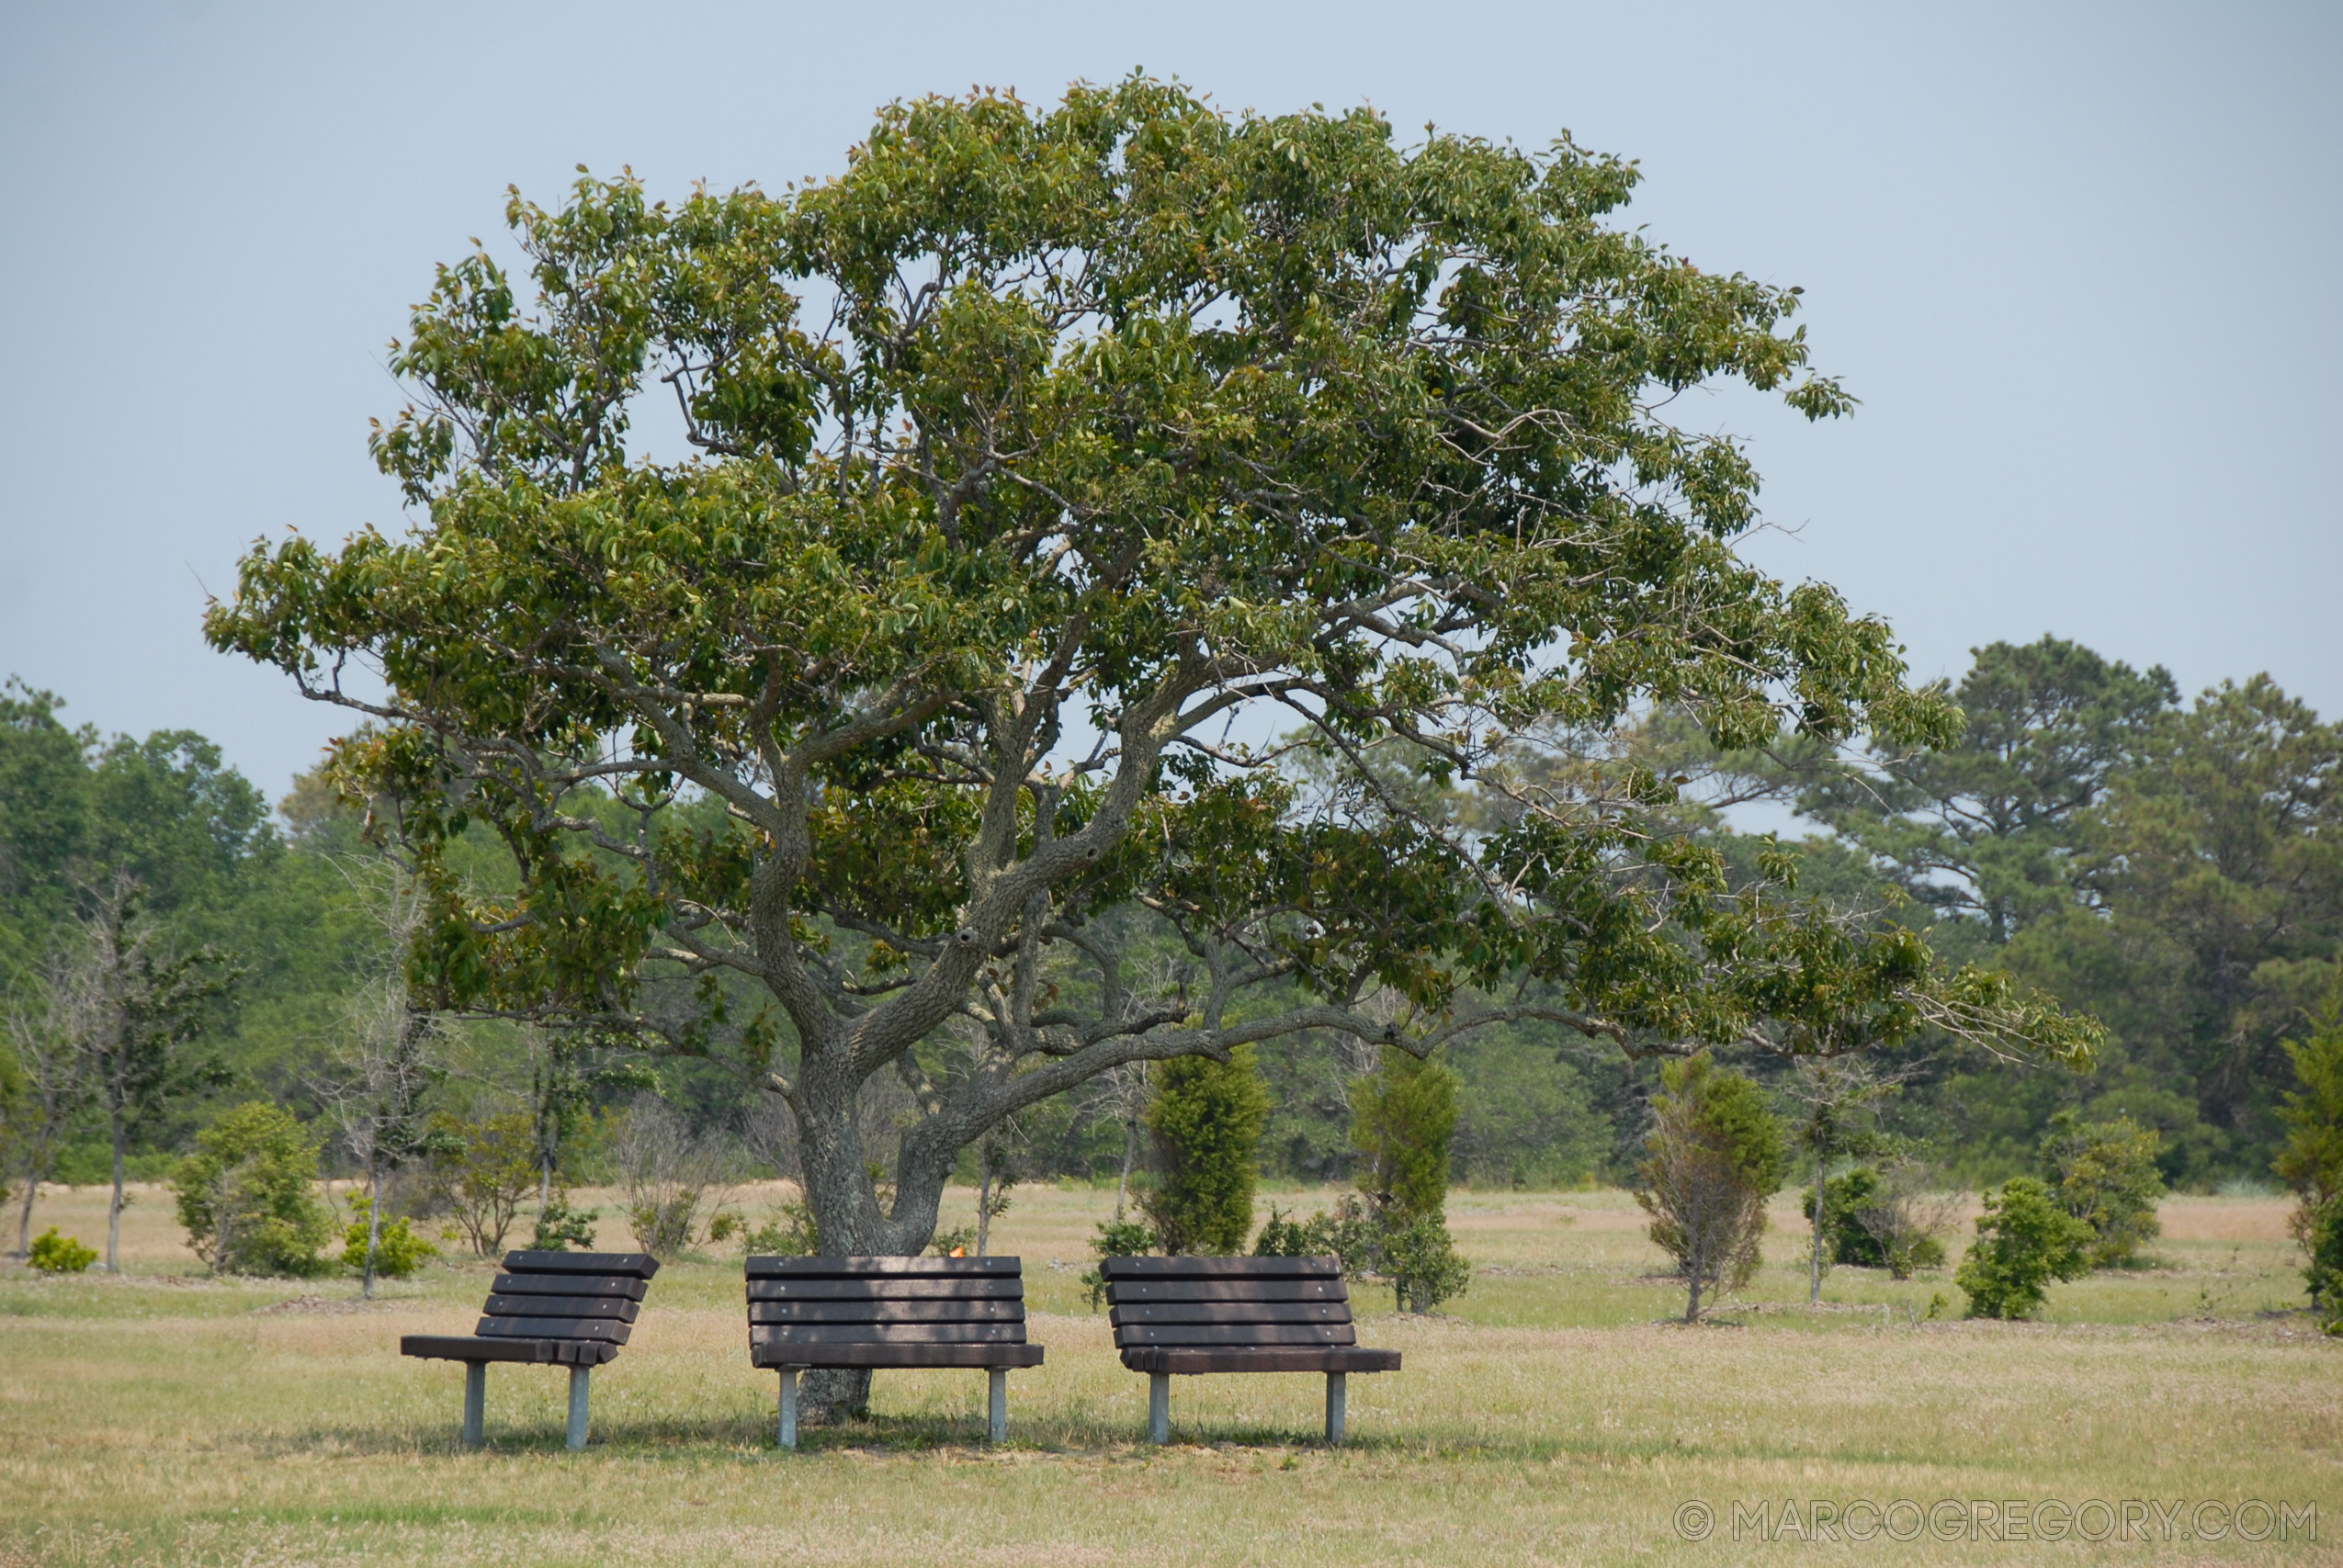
[1,1182,2334,1565]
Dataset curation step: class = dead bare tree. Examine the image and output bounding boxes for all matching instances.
[64,877,237,1271]
[1851,1153,1962,1280]
[615,1096,741,1258]
[314,864,444,1298]
[1777,1057,1906,1305]
[5,954,93,1256]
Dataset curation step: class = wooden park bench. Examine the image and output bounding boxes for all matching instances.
[745,1255,1045,1448]
[1101,1256,1399,1444]
[401,1249,660,1451]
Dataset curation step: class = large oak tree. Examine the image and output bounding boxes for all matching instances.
[209,83,2092,1292]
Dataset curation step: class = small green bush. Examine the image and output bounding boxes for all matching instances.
[742,1198,820,1258]
[28,1228,96,1273]
[2042,1111,2164,1267]
[1380,1209,1472,1314]
[929,1224,979,1256]
[341,1194,436,1279]
[1254,1194,1376,1273]
[2276,985,2343,1327]
[1955,1176,2095,1319]
[1251,1203,1327,1259]
[1804,1168,1886,1267]
[531,1194,601,1251]
[171,1101,335,1278]
[1081,1217,1158,1309]
[1252,1195,1469,1313]
[2304,1199,2343,1336]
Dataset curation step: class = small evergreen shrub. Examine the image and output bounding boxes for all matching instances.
[341,1194,436,1279]
[28,1228,96,1273]
[2275,986,2343,1329]
[1251,1195,1469,1313]
[1380,1209,1472,1314]
[531,1194,601,1251]
[1955,1176,2095,1319]
[742,1198,820,1258]
[171,1101,335,1278]
[1636,1055,1787,1322]
[1351,1047,1460,1217]
[2042,1111,2164,1267]
[1804,1168,1886,1267]
[1140,1046,1270,1255]
[1081,1217,1158,1309]
[1251,1203,1324,1259]
[2304,1199,2343,1337]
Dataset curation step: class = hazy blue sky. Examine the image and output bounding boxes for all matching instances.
[2,1,2336,797]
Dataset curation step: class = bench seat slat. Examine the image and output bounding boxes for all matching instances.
[752,1322,1026,1345]
[401,1334,621,1366]
[751,1342,1047,1370]
[1101,1257,1339,1279]
[491,1273,648,1301]
[1110,1302,1348,1325]
[1104,1279,1349,1303]
[1121,1346,1400,1374]
[476,1315,631,1344]
[746,1277,1022,1301]
[1115,1323,1357,1347]
[483,1293,639,1322]
[502,1249,659,1280]
[749,1300,1024,1325]
[746,1255,1020,1279]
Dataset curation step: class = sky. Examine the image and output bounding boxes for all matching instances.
[1,1,2336,800]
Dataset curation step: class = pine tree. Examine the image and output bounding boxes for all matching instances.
[1141,1046,1270,1255]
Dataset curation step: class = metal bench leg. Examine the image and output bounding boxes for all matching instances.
[987,1367,1008,1445]
[566,1365,591,1451]
[776,1368,799,1450]
[1148,1371,1171,1445]
[1325,1371,1347,1446]
[462,1361,487,1450]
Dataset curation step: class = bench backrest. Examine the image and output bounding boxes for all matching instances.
[476,1249,661,1350]
[746,1255,1029,1355]
[1101,1257,1355,1350]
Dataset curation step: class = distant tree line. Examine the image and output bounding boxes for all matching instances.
[2,630,2337,1269]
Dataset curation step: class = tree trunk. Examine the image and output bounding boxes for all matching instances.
[1114,1109,1138,1224]
[361,1155,384,1301]
[1809,1155,1827,1307]
[975,1145,993,1258]
[106,1108,127,1273]
[793,1063,894,1424]
[15,1169,40,1257]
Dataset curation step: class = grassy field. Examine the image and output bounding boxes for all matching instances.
[1,1180,2335,1565]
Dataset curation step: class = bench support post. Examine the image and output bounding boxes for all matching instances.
[775,1367,799,1450]
[461,1361,487,1450]
[1148,1371,1171,1445]
[566,1365,591,1451]
[1325,1371,1347,1446]
[987,1367,1008,1445]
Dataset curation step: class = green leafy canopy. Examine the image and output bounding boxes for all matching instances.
[205,80,2093,1249]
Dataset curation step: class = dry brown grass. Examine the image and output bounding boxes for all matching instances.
[2,1181,2335,1564]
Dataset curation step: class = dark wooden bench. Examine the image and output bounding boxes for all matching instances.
[1102,1256,1399,1444]
[745,1255,1045,1448]
[401,1249,660,1450]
